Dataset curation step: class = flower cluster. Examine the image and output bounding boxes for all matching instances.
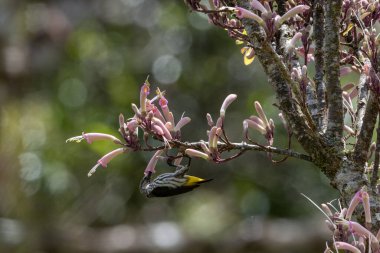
[67,79,192,177]
[321,187,380,253]
[185,94,238,162]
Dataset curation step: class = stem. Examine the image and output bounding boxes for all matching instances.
[170,140,312,162]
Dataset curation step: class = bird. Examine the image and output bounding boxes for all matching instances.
[139,165,212,198]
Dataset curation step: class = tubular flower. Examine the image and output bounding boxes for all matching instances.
[346,188,364,220]
[151,117,173,140]
[174,117,191,132]
[243,119,266,135]
[66,132,122,145]
[362,191,371,223]
[254,101,270,128]
[185,148,210,160]
[140,80,150,114]
[206,113,214,127]
[334,242,361,253]
[220,94,237,119]
[234,7,265,27]
[250,0,268,14]
[275,5,310,29]
[88,148,128,177]
[144,150,165,175]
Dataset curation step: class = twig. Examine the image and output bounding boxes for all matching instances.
[170,140,312,162]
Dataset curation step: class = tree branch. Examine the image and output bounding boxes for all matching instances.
[371,118,380,188]
[355,73,370,132]
[313,0,326,132]
[235,1,340,179]
[323,0,344,150]
[354,91,379,169]
[170,140,312,162]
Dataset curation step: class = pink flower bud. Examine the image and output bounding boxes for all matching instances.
[234,7,265,26]
[287,32,302,50]
[362,191,371,223]
[250,0,268,14]
[174,117,191,131]
[88,148,128,177]
[165,122,173,131]
[220,94,237,118]
[321,204,333,217]
[275,5,310,28]
[152,124,164,135]
[145,150,164,175]
[249,115,265,126]
[140,80,150,114]
[254,101,270,128]
[131,103,141,117]
[185,149,210,160]
[127,119,138,133]
[200,141,210,154]
[208,126,218,149]
[151,117,172,140]
[346,189,363,220]
[206,113,214,127]
[66,132,122,144]
[243,119,266,135]
[98,148,127,167]
[334,242,361,253]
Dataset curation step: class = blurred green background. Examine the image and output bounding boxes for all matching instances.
[0,0,339,252]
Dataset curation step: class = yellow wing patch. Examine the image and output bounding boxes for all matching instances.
[184,175,208,186]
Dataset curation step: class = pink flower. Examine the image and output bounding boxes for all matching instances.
[275,5,310,29]
[334,242,361,253]
[206,113,214,127]
[220,94,237,119]
[346,188,364,220]
[140,80,150,114]
[254,101,270,128]
[66,132,122,144]
[234,7,265,26]
[88,148,127,177]
[243,119,266,135]
[145,150,164,175]
[286,32,302,50]
[174,117,191,132]
[131,103,141,117]
[185,149,210,160]
[362,191,371,223]
[151,117,172,140]
[250,0,268,14]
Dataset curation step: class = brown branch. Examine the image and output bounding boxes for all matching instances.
[170,140,312,162]
[323,0,344,150]
[313,0,326,132]
[371,117,380,188]
[355,73,370,132]
[354,92,379,168]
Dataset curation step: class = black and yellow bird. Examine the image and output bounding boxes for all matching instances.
[140,165,212,198]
